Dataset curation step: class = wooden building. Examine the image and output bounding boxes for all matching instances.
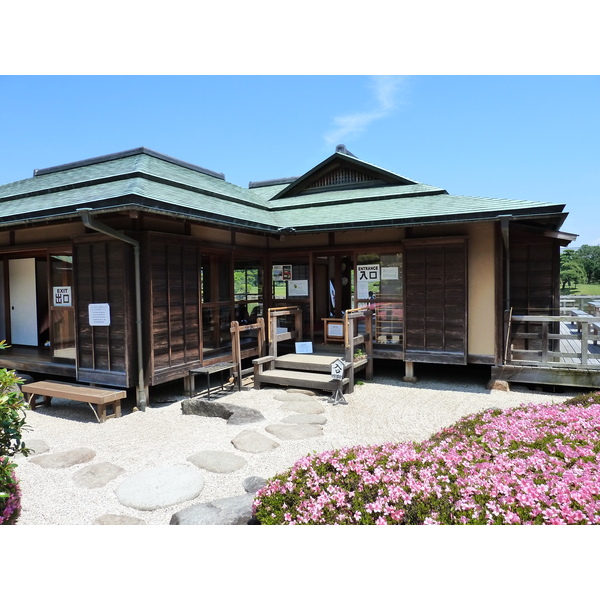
[0,145,588,408]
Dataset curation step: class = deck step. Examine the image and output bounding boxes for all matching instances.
[255,368,349,391]
[273,353,345,373]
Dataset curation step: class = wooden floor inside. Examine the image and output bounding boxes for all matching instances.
[0,345,76,378]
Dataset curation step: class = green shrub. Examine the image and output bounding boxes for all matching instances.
[563,390,600,408]
[0,341,31,525]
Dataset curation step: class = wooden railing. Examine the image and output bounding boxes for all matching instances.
[267,306,303,357]
[505,312,600,369]
[230,317,266,389]
[343,308,374,388]
[560,295,600,312]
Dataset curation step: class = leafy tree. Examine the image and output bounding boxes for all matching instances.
[560,249,586,289]
[576,244,600,284]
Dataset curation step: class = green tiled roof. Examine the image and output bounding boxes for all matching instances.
[0,147,568,233]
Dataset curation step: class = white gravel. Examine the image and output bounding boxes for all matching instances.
[12,366,572,525]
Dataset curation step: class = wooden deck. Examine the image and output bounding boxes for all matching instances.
[492,313,600,389]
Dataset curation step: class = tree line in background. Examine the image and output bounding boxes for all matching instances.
[560,245,600,289]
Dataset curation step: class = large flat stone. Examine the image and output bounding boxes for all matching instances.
[221,403,265,425]
[273,391,318,403]
[265,423,324,440]
[115,466,204,511]
[170,493,255,525]
[243,476,267,494]
[94,514,146,525]
[187,450,247,473]
[280,400,325,414]
[231,430,280,453]
[281,414,327,425]
[180,399,264,425]
[72,462,125,488]
[29,447,96,469]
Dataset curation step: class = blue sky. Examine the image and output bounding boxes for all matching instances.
[1,75,598,245]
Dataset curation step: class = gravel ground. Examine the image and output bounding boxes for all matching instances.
[12,364,573,525]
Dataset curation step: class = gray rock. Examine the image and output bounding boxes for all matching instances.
[29,447,96,469]
[281,414,327,425]
[180,399,264,424]
[115,466,204,511]
[187,450,247,473]
[265,423,324,440]
[72,462,126,489]
[231,430,280,453]
[94,514,146,525]
[170,493,255,525]
[487,379,510,392]
[243,476,267,494]
[221,403,265,425]
[280,400,325,414]
[181,398,233,419]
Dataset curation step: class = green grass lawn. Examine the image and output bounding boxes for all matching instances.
[561,283,600,296]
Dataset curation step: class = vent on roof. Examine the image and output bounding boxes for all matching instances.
[306,167,377,189]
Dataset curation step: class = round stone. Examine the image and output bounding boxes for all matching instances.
[115,466,204,511]
[187,450,247,473]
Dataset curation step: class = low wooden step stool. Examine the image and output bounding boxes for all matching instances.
[21,380,126,423]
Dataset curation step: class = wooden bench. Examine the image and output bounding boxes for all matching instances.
[21,380,126,423]
[592,322,600,346]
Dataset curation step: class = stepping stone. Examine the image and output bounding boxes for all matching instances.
[231,430,279,454]
[243,476,267,494]
[29,447,96,469]
[72,462,126,489]
[115,466,204,511]
[265,423,324,440]
[94,514,146,525]
[285,388,318,396]
[187,450,247,473]
[280,400,325,415]
[170,493,255,525]
[273,391,317,403]
[24,439,50,456]
[281,414,327,425]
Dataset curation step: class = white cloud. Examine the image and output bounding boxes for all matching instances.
[324,76,407,147]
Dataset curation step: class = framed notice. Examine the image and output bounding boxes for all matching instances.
[273,265,292,281]
[381,266,399,280]
[295,342,313,354]
[288,279,308,296]
[88,303,111,326]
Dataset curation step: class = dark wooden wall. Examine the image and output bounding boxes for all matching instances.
[143,233,202,386]
[74,237,136,387]
[509,231,560,314]
[403,237,468,364]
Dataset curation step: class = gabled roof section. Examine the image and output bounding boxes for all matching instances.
[270,145,420,200]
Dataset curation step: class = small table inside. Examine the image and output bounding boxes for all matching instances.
[189,362,236,400]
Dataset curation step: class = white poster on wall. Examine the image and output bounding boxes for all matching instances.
[88,303,111,326]
[381,266,399,280]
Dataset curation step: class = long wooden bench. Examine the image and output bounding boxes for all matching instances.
[21,380,126,423]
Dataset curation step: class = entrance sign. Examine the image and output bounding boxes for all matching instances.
[357,264,380,281]
[88,303,111,326]
[53,286,72,307]
[327,323,344,338]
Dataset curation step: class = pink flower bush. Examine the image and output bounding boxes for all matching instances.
[253,396,600,525]
[0,457,21,525]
